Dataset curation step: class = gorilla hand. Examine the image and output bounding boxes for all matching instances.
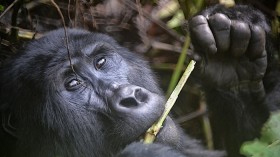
[188,5,272,157]
[188,5,267,94]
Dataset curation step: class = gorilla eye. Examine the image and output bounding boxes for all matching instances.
[65,79,82,90]
[95,57,106,70]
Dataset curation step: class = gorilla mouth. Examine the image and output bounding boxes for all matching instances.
[153,116,180,146]
[137,119,168,142]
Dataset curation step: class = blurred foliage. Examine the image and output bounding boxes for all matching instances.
[240,112,280,157]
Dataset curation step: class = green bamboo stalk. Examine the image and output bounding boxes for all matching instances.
[144,60,196,144]
[166,0,204,97]
[166,36,191,97]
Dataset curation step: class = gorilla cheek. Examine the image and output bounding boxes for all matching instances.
[155,116,181,147]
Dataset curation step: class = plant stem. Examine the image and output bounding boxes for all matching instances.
[144,60,196,144]
[166,36,191,97]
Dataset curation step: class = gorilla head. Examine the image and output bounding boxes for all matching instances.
[0,29,181,157]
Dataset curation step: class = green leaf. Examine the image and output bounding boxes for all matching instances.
[167,10,184,28]
[157,0,179,19]
[260,112,280,143]
[240,112,280,157]
[0,5,4,11]
[240,140,267,156]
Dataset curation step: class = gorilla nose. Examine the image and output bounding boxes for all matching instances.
[119,87,148,107]
[110,85,150,112]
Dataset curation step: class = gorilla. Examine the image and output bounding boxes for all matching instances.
[0,4,279,157]
[0,22,223,157]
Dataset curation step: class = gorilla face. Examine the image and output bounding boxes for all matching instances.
[0,29,179,157]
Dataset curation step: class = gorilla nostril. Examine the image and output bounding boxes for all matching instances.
[135,88,148,103]
[116,86,149,109]
[120,97,139,108]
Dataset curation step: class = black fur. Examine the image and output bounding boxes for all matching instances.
[0,29,163,157]
[0,29,225,157]
[190,4,280,157]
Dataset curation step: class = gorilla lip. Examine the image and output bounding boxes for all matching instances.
[139,119,167,141]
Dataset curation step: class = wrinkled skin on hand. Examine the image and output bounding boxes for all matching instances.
[188,5,268,89]
[187,5,275,157]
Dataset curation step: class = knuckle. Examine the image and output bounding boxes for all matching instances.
[209,13,231,30]
[189,15,208,28]
[232,21,250,32]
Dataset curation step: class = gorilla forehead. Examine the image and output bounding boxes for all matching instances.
[21,29,123,75]
[25,29,119,58]
[12,28,161,95]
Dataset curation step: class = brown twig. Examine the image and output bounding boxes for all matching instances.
[74,0,79,27]
[67,0,74,27]
[175,108,206,123]
[49,0,76,74]
[0,0,20,20]
[199,96,213,150]
[151,40,182,53]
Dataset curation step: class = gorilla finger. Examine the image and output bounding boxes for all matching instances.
[189,15,217,55]
[208,13,231,53]
[230,21,251,57]
[187,49,202,61]
[247,25,266,60]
